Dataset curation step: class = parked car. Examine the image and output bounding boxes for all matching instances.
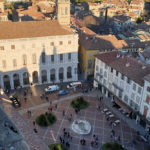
[58,90,69,96]
[9,95,21,108]
[45,85,59,93]
[67,81,82,89]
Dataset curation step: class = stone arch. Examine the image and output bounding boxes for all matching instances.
[3,75,10,90]
[67,66,72,79]
[41,70,47,83]
[23,72,29,85]
[59,67,64,81]
[32,71,38,84]
[50,69,56,83]
[13,73,20,88]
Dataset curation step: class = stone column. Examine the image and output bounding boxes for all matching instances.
[0,75,4,90]
[39,70,42,84]
[19,72,24,87]
[10,75,14,90]
[47,69,50,83]
[56,68,59,83]
[63,67,67,82]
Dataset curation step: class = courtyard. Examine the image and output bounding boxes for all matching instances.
[11,85,149,150]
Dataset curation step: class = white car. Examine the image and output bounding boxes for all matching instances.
[45,85,59,93]
[67,82,82,89]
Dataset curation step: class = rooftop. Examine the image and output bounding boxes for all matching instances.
[0,20,72,40]
[95,51,150,86]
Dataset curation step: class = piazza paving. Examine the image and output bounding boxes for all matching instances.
[13,86,148,150]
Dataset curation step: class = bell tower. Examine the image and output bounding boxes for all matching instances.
[57,0,70,26]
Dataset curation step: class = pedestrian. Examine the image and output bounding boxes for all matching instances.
[50,107,52,112]
[63,128,66,133]
[33,121,36,126]
[30,91,32,96]
[62,110,65,116]
[60,136,62,143]
[33,128,38,133]
[118,136,120,142]
[91,141,94,147]
[46,96,49,102]
[24,97,27,103]
[55,104,57,110]
[40,94,42,100]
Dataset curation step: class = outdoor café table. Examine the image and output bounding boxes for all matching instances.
[109,114,114,118]
[106,111,112,115]
[114,120,120,124]
[103,108,108,112]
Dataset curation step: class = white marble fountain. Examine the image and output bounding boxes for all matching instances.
[71,119,91,135]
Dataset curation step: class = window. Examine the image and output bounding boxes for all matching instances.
[88,60,92,69]
[104,71,107,78]
[103,79,106,85]
[59,41,63,45]
[96,65,98,71]
[111,68,113,73]
[131,93,135,100]
[13,59,17,67]
[23,54,27,65]
[118,91,122,99]
[124,95,128,103]
[100,68,103,75]
[105,64,108,69]
[0,46,4,50]
[116,71,118,76]
[121,74,124,80]
[138,87,142,94]
[136,96,140,104]
[11,45,15,49]
[60,54,63,62]
[68,40,71,44]
[133,83,136,91]
[89,52,92,57]
[146,95,150,104]
[68,53,71,61]
[74,68,77,74]
[50,42,54,46]
[61,8,65,15]
[2,60,6,68]
[51,55,54,63]
[147,86,150,93]
[42,52,45,64]
[127,78,131,84]
[65,7,68,15]
[32,54,36,64]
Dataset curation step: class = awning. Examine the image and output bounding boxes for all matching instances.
[115,98,132,114]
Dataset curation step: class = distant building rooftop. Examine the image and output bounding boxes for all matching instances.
[0,20,72,40]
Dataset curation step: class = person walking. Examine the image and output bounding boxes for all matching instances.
[62,110,65,116]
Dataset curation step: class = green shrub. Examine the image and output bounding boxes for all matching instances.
[36,112,56,127]
[49,143,67,150]
[70,97,89,110]
[101,142,125,150]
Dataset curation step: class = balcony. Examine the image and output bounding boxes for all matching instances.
[112,82,123,92]
[96,73,103,78]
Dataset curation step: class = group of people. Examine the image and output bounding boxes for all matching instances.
[91,134,99,147]
[59,128,72,148]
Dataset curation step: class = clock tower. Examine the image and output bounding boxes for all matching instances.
[57,0,70,26]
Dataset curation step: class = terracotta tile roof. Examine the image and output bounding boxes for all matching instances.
[0,20,72,40]
[79,32,123,50]
[80,27,96,35]
[95,51,150,86]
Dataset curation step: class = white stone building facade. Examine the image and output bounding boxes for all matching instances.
[0,22,78,91]
[93,51,150,126]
